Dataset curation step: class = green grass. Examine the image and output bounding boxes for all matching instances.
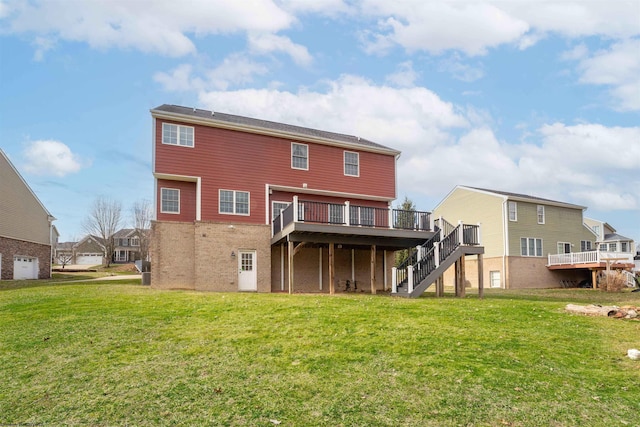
[1,281,639,426]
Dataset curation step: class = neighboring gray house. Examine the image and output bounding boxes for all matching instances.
[0,149,56,279]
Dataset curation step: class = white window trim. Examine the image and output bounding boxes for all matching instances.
[344,151,360,177]
[537,205,545,224]
[521,237,543,257]
[162,123,195,148]
[219,189,251,216]
[508,201,517,222]
[291,142,309,171]
[557,241,571,254]
[160,188,180,214]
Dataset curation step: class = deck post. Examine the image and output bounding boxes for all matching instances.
[329,242,335,295]
[293,196,299,222]
[477,222,481,245]
[388,207,394,229]
[434,242,440,268]
[436,276,444,297]
[458,220,464,245]
[478,253,484,299]
[459,255,466,298]
[408,265,414,294]
[344,201,350,226]
[288,241,294,294]
[591,269,597,290]
[392,267,397,293]
[370,245,377,294]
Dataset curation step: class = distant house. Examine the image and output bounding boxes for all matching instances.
[112,228,145,263]
[0,149,57,279]
[433,186,634,289]
[150,104,482,295]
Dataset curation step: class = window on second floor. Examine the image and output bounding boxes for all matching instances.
[609,243,617,252]
[131,237,140,247]
[220,189,250,215]
[581,240,593,251]
[521,237,542,257]
[557,242,571,254]
[508,201,517,221]
[599,243,607,252]
[537,205,545,224]
[344,151,359,176]
[621,242,628,252]
[161,188,180,214]
[291,143,308,170]
[162,123,194,147]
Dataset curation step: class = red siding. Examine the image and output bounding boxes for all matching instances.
[154,119,396,224]
[157,179,196,222]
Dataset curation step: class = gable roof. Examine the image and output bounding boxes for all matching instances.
[151,104,400,155]
[603,232,633,242]
[74,234,106,250]
[113,228,137,239]
[458,185,586,210]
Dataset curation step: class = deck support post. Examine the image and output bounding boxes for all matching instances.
[288,240,294,294]
[436,276,444,297]
[407,265,414,294]
[392,267,397,293]
[477,253,484,299]
[460,255,466,298]
[591,269,597,290]
[370,245,377,294]
[329,242,335,295]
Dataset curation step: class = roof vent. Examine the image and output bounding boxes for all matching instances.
[193,107,197,112]
[211,111,215,116]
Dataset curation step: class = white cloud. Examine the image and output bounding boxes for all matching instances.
[154,55,269,92]
[31,35,55,61]
[574,39,640,111]
[22,140,88,177]
[359,1,530,56]
[385,61,418,87]
[438,54,484,82]
[358,0,639,55]
[279,0,353,16]
[197,74,468,150]
[248,33,313,66]
[3,0,294,57]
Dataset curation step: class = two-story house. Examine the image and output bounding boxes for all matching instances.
[112,228,146,263]
[433,186,634,289]
[150,105,482,295]
[0,149,56,280]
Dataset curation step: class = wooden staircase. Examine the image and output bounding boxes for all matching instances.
[392,219,484,298]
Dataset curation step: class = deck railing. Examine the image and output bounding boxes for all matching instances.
[272,196,432,236]
[547,251,634,266]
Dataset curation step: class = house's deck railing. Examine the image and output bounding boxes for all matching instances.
[272,196,432,236]
[547,251,634,266]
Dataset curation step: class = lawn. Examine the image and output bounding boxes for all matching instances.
[1,280,639,426]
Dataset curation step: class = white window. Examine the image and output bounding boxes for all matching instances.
[599,243,607,252]
[609,243,617,252]
[592,225,600,235]
[537,205,545,224]
[291,143,308,170]
[161,188,180,214]
[521,237,542,257]
[219,190,250,215]
[581,240,592,251]
[490,271,501,288]
[621,242,628,252]
[344,151,359,176]
[508,201,517,221]
[162,123,194,147]
[272,201,290,221]
[131,237,140,247]
[557,242,571,254]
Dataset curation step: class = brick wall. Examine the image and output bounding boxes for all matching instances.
[0,236,51,280]
[151,221,271,292]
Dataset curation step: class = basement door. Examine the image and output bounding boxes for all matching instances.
[238,250,257,291]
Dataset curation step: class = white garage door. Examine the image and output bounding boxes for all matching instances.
[76,253,103,265]
[13,256,38,280]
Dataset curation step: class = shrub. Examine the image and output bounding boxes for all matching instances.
[600,271,626,292]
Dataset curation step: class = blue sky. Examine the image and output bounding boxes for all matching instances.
[1,0,638,246]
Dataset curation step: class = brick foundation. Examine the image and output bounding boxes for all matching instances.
[151,221,271,292]
[0,236,51,280]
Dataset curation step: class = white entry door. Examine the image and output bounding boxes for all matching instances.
[14,256,38,280]
[238,250,257,291]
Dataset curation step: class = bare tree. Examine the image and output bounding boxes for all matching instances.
[57,252,73,269]
[131,199,152,261]
[395,196,417,267]
[83,197,122,267]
